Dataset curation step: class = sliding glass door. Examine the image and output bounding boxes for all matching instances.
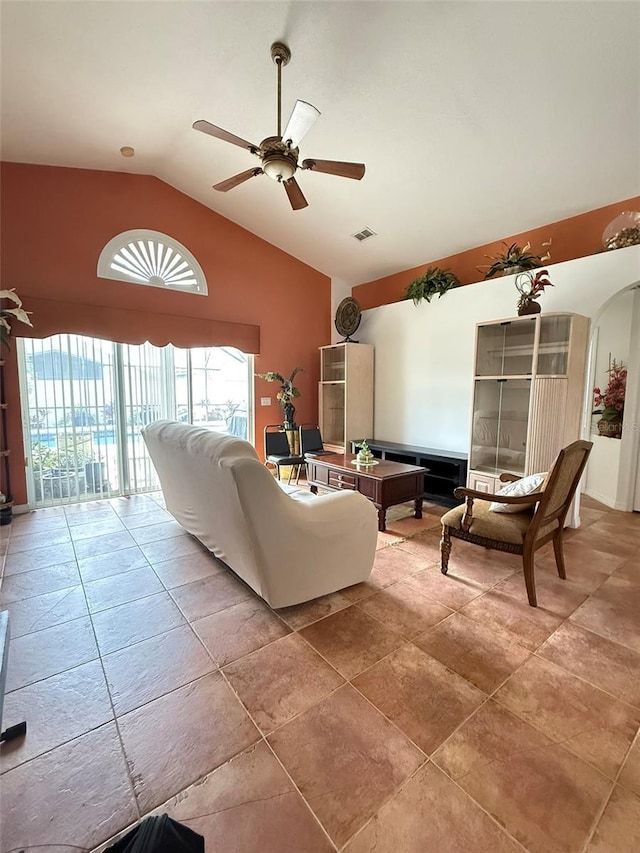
[18,335,252,507]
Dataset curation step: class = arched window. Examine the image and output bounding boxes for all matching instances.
[97,229,208,295]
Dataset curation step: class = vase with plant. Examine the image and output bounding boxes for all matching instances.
[354,439,376,466]
[480,239,552,280]
[514,268,554,315]
[593,358,626,438]
[402,267,460,306]
[256,368,303,430]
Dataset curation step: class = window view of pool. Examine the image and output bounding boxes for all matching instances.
[19,335,252,506]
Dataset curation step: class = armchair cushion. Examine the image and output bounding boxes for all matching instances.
[442,499,534,545]
[489,472,547,514]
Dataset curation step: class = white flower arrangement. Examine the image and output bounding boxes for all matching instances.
[1,289,33,344]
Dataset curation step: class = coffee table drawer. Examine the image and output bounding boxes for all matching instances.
[356,477,377,500]
[309,462,329,485]
[328,469,356,490]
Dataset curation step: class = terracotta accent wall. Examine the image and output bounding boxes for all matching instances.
[353,196,640,310]
[0,163,331,504]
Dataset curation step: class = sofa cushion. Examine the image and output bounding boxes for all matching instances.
[278,481,317,502]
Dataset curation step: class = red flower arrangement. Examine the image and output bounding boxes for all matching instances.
[593,358,626,423]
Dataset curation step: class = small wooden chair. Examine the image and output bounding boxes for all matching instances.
[440,440,593,607]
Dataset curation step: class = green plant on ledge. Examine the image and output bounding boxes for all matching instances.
[402,267,461,306]
[480,239,551,280]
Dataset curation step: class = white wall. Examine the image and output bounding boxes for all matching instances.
[356,246,640,461]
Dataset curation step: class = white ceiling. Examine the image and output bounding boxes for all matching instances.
[2,1,639,284]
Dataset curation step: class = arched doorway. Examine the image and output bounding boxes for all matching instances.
[582,282,640,511]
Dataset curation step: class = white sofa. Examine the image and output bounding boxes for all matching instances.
[141,421,378,608]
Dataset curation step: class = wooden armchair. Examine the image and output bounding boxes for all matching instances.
[440,440,593,607]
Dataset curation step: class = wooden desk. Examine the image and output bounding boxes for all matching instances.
[306,453,427,532]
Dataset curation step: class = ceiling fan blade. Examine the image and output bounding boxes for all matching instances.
[193,120,258,153]
[213,168,263,192]
[283,177,309,210]
[282,100,321,148]
[302,159,365,180]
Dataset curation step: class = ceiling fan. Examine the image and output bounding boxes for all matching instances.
[193,42,365,210]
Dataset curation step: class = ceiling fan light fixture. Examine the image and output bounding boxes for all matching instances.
[262,154,296,182]
[193,40,366,209]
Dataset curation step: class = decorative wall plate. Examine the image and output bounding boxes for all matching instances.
[335,297,362,341]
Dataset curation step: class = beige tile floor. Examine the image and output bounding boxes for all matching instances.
[0,491,639,852]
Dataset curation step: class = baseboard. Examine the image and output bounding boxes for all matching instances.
[582,488,627,511]
[11,504,29,515]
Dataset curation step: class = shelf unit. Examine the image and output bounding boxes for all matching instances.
[467,313,589,494]
[0,360,13,524]
[319,343,373,452]
[350,439,467,507]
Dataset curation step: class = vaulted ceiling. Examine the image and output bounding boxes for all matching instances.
[2,1,639,283]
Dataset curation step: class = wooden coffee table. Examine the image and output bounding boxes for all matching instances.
[306,453,428,532]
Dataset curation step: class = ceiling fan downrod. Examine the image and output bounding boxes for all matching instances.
[271,42,291,140]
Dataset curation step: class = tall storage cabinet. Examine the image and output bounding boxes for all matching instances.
[0,359,13,523]
[319,343,373,452]
[467,313,589,494]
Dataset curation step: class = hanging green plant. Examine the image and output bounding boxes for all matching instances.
[402,267,461,306]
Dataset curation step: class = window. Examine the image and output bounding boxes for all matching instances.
[18,335,252,506]
[97,229,208,295]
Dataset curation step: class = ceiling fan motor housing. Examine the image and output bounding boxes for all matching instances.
[260,136,299,181]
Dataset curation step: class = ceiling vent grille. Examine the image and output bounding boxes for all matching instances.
[352,227,377,242]
[97,229,208,295]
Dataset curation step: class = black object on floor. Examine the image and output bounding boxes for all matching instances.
[0,611,27,743]
[105,815,204,852]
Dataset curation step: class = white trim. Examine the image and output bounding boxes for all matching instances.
[97,229,208,295]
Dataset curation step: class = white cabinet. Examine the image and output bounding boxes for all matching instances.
[319,343,373,452]
[467,472,499,494]
[468,313,589,492]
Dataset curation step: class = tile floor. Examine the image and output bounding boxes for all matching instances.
[0,490,639,852]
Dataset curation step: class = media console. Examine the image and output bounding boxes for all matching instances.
[349,440,468,507]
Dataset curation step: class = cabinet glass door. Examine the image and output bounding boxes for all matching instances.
[475,319,536,377]
[538,316,571,375]
[470,379,531,475]
[321,383,345,446]
[321,347,345,382]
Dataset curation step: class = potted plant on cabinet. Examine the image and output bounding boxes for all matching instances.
[514,269,554,315]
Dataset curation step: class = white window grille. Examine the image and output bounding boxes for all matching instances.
[97,229,208,295]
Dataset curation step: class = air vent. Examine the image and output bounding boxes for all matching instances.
[352,227,377,242]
